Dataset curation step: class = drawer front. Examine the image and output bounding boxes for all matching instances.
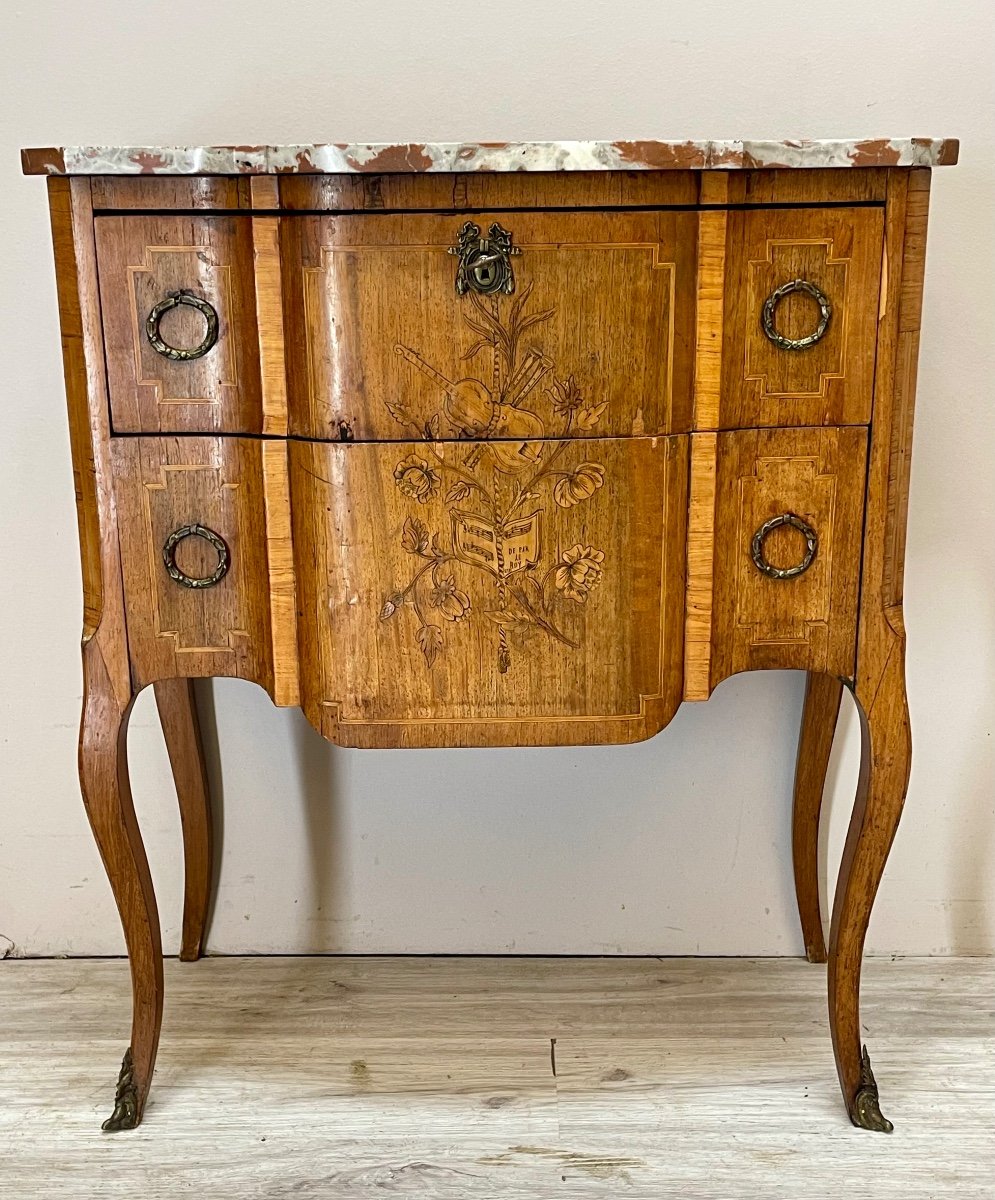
[282,211,697,442]
[96,217,263,433]
[111,436,275,689]
[685,426,868,699]
[291,434,688,747]
[705,207,883,429]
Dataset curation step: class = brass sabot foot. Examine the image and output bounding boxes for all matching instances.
[850,1045,894,1133]
[101,1047,140,1132]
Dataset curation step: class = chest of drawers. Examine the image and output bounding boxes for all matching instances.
[23,136,958,1133]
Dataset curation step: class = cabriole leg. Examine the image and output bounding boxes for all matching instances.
[153,678,214,962]
[827,645,910,1132]
[792,672,844,963]
[80,644,163,1131]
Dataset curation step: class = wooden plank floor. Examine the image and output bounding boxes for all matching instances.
[1,957,993,1197]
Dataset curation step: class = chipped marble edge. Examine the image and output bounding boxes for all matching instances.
[21,138,959,176]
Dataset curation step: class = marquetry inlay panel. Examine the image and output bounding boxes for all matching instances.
[291,434,688,747]
[282,210,697,442]
[95,216,263,433]
[717,208,884,429]
[685,426,868,696]
[110,436,275,690]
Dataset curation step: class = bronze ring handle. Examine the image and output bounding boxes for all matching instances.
[146,290,219,361]
[761,279,832,351]
[162,524,230,589]
[751,513,818,580]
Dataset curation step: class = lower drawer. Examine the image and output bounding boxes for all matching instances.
[685,425,868,700]
[109,426,868,741]
[291,435,688,747]
[111,436,277,691]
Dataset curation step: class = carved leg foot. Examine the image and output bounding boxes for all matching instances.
[102,1047,140,1131]
[850,1045,893,1133]
[828,645,910,1132]
[154,678,214,961]
[81,643,163,1131]
[792,672,844,963]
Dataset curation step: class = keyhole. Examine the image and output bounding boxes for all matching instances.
[476,264,495,287]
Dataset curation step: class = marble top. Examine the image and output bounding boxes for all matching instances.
[21,138,959,176]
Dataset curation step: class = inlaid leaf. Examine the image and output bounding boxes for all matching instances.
[462,337,493,361]
[416,624,443,668]
[385,398,415,427]
[520,571,546,611]
[462,315,496,339]
[445,481,473,504]
[401,516,429,555]
[519,308,555,333]
[509,280,534,323]
[482,609,528,628]
[576,402,607,430]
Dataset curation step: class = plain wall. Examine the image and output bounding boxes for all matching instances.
[1,0,992,958]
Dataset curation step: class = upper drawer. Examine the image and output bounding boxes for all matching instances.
[282,210,697,441]
[699,206,884,429]
[94,205,883,438]
[95,216,264,433]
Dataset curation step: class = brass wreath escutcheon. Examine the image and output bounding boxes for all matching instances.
[751,512,818,581]
[162,524,230,590]
[145,290,219,361]
[761,278,832,351]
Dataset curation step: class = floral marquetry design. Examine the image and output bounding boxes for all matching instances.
[393,455,442,504]
[381,284,610,672]
[286,209,689,442]
[295,430,685,744]
[555,545,605,604]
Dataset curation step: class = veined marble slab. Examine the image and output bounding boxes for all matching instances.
[21,138,959,176]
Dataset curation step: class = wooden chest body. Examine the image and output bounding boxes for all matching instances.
[24,136,957,1133]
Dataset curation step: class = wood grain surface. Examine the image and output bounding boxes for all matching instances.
[277,167,890,211]
[89,175,253,211]
[686,426,867,699]
[718,206,884,429]
[110,436,275,692]
[279,169,699,211]
[85,167,888,213]
[282,210,697,441]
[152,679,213,962]
[792,671,845,963]
[291,435,688,746]
[95,215,263,433]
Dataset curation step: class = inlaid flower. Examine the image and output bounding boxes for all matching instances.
[546,374,583,414]
[553,462,605,508]
[554,545,605,603]
[430,574,472,621]
[393,454,441,504]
